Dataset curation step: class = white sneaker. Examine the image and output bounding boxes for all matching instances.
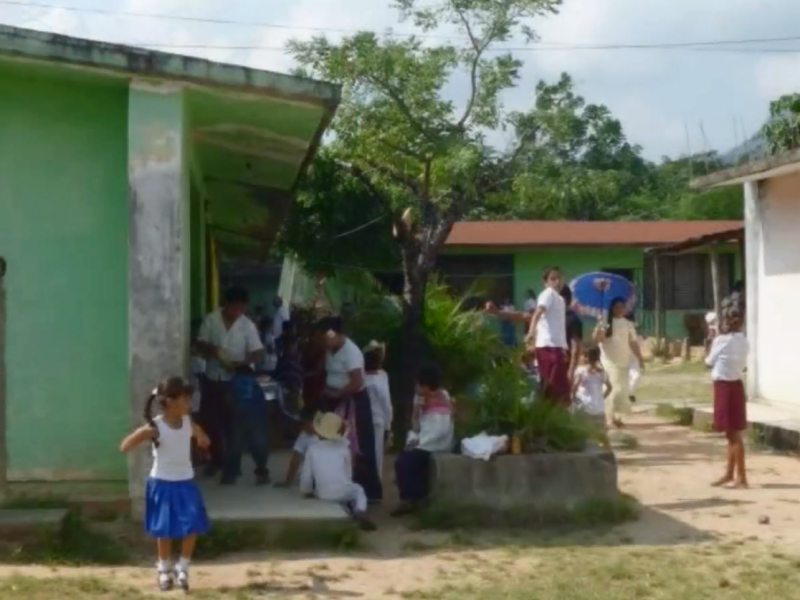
[157,570,173,592]
[176,568,190,592]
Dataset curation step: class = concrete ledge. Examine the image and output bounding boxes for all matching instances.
[0,509,68,541]
[431,447,618,510]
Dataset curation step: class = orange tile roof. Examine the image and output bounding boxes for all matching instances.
[445,220,743,247]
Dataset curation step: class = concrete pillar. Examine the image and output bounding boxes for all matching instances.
[744,180,761,400]
[0,258,7,502]
[127,82,190,510]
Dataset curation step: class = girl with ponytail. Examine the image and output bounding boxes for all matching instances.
[120,376,211,592]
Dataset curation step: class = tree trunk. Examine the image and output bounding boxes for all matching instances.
[394,258,427,442]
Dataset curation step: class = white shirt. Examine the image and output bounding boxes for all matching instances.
[365,371,393,430]
[601,318,636,368]
[198,310,264,381]
[325,338,365,391]
[706,332,749,381]
[293,431,318,455]
[532,288,567,349]
[299,438,354,501]
[411,390,455,452]
[574,366,607,417]
[189,356,206,413]
[271,305,291,338]
[150,416,194,482]
[524,297,537,313]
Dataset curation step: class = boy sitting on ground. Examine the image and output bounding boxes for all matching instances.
[275,406,318,487]
[300,412,377,531]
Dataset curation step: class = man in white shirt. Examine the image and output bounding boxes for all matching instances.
[196,287,265,475]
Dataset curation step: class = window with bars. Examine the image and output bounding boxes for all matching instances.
[643,253,734,310]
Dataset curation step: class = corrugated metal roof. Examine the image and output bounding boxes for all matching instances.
[445,220,743,247]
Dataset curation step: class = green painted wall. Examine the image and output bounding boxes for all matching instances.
[0,66,129,479]
[443,244,742,340]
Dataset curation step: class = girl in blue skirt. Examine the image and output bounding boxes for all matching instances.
[120,377,211,592]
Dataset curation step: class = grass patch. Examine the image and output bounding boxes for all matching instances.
[195,521,362,558]
[0,512,129,566]
[655,404,695,426]
[413,496,637,532]
[0,576,145,600]
[399,545,800,600]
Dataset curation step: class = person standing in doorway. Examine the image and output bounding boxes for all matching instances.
[196,287,265,477]
[320,317,382,503]
[271,296,291,344]
[593,297,644,428]
[526,267,570,405]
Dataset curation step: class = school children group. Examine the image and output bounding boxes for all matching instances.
[120,273,748,593]
[120,291,455,592]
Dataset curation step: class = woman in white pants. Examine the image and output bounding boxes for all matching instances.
[593,298,645,427]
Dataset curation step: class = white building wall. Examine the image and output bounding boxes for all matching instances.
[753,172,800,405]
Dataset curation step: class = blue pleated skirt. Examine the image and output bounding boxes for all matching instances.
[144,477,210,539]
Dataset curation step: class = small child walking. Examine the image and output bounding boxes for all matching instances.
[363,341,393,483]
[572,347,612,427]
[120,377,211,592]
[299,412,377,531]
[706,308,749,488]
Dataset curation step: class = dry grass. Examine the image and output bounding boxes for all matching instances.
[637,361,711,404]
[400,544,800,600]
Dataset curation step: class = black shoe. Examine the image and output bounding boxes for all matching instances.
[255,472,271,486]
[355,515,377,531]
[629,395,637,404]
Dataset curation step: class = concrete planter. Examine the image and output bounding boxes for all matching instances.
[430,446,617,510]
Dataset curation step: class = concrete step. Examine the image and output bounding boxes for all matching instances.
[0,508,68,540]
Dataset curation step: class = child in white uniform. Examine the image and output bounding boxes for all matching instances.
[276,406,318,487]
[120,377,210,592]
[572,347,612,428]
[300,412,377,531]
[363,341,393,482]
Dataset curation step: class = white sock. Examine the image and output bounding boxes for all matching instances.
[157,559,171,573]
[177,557,191,573]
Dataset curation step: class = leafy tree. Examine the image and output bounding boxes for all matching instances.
[288,0,563,414]
[277,151,399,274]
[762,93,800,155]
[476,73,651,220]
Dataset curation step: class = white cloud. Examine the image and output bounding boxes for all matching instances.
[756,55,800,101]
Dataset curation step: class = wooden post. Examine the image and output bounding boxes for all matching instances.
[710,248,722,317]
[653,254,663,345]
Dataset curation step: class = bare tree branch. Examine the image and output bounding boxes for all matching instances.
[454,6,500,130]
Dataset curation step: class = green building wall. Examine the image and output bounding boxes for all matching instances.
[0,64,130,480]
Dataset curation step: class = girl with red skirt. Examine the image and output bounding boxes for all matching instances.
[706,309,749,488]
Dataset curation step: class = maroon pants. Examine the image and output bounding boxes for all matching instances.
[536,347,571,406]
[199,379,233,468]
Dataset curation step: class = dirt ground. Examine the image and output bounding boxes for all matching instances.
[3,408,800,599]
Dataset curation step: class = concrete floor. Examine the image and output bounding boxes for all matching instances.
[199,452,348,523]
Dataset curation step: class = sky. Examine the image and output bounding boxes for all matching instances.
[3,0,800,160]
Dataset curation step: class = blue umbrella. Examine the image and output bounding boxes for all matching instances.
[569,272,637,320]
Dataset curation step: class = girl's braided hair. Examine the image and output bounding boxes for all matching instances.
[143,377,192,448]
[143,385,163,448]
